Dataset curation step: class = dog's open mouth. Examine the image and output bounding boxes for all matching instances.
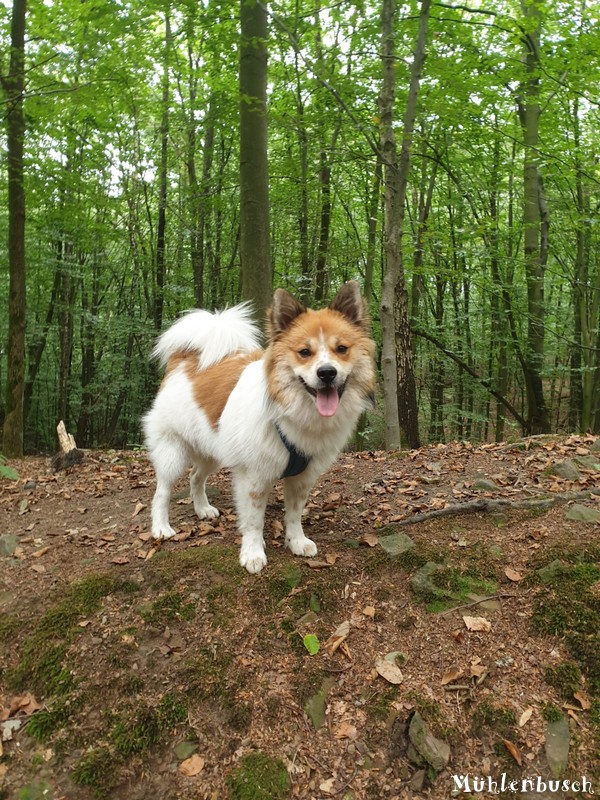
[301,379,345,417]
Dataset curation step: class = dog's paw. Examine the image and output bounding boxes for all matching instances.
[152,524,177,540]
[286,535,318,558]
[194,503,220,520]
[240,546,267,574]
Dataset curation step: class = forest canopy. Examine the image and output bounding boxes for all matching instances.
[1,0,599,453]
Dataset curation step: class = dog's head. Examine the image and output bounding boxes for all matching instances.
[266,282,375,417]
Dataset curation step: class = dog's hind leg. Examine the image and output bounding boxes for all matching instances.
[233,472,270,574]
[190,457,220,520]
[149,436,188,540]
[283,473,318,558]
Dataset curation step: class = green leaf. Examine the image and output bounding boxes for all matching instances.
[303,634,320,656]
[0,458,18,481]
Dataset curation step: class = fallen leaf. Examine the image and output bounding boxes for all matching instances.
[323,620,350,655]
[271,519,283,539]
[9,693,42,717]
[32,546,50,558]
[470,663,488,679]
[306,559,333,569]
[505,567,523,582]
[178,754,205,777]
[463,615,492,632]
[518,707,533,727]
[573,691,591,710]
[362,605,376,618]
[111,555,130,565]
[303,634,320,656]
[334,721,358,740]
[132,502,146,518]
[375,656,404,685]
[30,564,46,574]
[325,552,338,565]
[319,777,336,794]
[502,738,522,766]
[441,667,463,686]
[359,533,378,547]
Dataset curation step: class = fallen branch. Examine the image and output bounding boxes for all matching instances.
[52,420,84,472]
[396,490,600,526]
[438,592,518,617]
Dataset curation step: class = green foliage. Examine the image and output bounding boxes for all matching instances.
[544,662,582,699]
[0,456,19,481]
[72,747,118,798]
[227,752,290,800]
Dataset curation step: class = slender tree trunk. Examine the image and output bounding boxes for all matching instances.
[518,0,550,433]
[379,0,429,449]
[2,0,27,457]
[155,9,171,332]
[364,160,382,305]
[240,0,271,321]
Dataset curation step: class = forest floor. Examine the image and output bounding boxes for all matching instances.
[1,435,599,800]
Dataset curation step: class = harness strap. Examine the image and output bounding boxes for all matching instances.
[275,423,311,478]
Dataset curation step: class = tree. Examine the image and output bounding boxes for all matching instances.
[239,0,271,321]
[1,0,27,457]
[379,0,428,449]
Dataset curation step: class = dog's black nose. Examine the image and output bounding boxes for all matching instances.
[317,365,337,384]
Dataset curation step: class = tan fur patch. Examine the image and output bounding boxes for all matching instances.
[165,350,263,427]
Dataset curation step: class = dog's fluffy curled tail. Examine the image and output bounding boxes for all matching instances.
[151,303,262,370]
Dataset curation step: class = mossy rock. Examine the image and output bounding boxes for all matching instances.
[227,752,290,800]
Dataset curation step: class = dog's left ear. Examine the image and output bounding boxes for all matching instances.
[330,281,369,331]
[268,288,306,340]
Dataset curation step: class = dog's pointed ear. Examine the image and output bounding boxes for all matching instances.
[267,288,306,340]
[330,281,369,330]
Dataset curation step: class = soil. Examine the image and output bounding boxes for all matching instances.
[1,435,599,800]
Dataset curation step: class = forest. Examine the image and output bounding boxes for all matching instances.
[1,0,599,456]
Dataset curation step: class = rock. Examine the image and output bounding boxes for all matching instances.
[304,677,334,730]
[550,459,580,481]
[537,559,564,584]
[472,478,499,491]
[410,562,447,599]
[378,531,415,557]
[589,438,600,453]
[565,503,600,523]
[409,769,426,792]
[408,711,450,772]
[23,479,37,491]
[573,454,600,470]
[0,534,19,557]
[545,717,570,777]
[174,741,198,761]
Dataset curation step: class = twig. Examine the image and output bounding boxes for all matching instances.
[438,593,517,616]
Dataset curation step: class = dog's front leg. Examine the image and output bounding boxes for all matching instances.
[283,474,318,558]
[234,473,270,574]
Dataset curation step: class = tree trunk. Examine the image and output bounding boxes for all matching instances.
[2,0,27,457]
[155,9,171,332]
[519,0,550,434]
[379,0,429,449]
[240,0,271,321]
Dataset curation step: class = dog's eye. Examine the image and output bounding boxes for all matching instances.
[336,344,348,354]
[298,348,311,358]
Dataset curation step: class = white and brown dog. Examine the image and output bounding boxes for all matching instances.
[143,281,376,574]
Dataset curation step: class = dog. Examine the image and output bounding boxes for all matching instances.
[143,281,376,574]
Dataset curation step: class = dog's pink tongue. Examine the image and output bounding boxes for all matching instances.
[316,387,339,417]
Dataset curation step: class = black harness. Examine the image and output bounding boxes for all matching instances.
[275,423,311,478]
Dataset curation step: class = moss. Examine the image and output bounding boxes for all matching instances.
[76,750,121,795]
[141,591,196,624]
[158,692,188,726]
[472,700,516,737]
[0,613,21,643]
[544,662,582,699]
[8,574,137,696]
[112,706,162,756]
[148,545,239,587]
[72,746,119,798]
[565,632,600,695]
[26,694,83,742]
[364,685,400,722]
[227,752,290,800]
[542,703,564,723]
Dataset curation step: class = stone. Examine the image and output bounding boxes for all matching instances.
[378,531,415,557]
[409,769,426,792]
[537,560,564,585]
[410,562,447,599]
[590,438,600,453]
[545,717,570,777]
[174,741,198,761]
[573,454,600,470]
[304,677,334,730]
[408,711,451,772]
[0,534,19,557]
[550,459,580,481]
[565,504,600,523]
[472,478,499,491]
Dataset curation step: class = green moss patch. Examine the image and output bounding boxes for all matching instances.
[8,574,138,696]
[140,590,196,623]
[227,752,290,800]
